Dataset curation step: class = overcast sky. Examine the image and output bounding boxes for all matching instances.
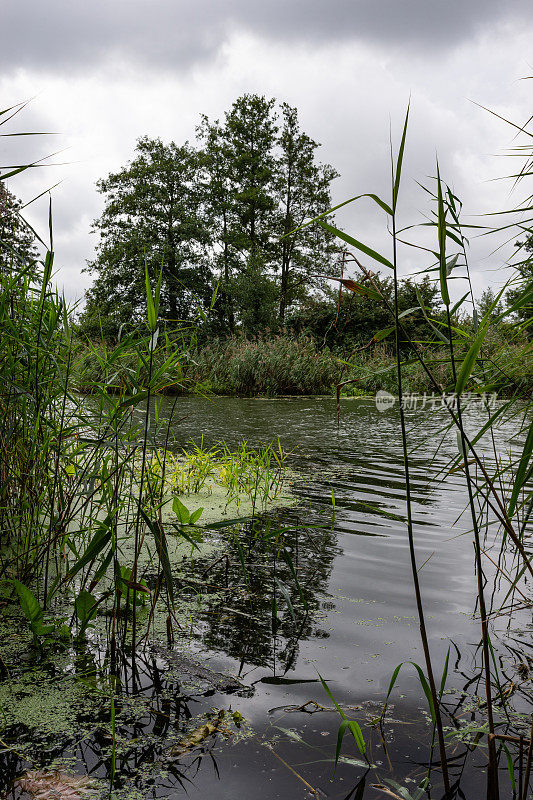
[2,0,532,306]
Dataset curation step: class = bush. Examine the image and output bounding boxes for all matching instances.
[189,336,341,395]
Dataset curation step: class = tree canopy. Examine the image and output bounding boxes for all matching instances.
[81,93,525,350]
[0,183,39,274]
[83,137,210,334]
[82,94,341,337]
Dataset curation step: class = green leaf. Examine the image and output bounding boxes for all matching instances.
[346,720,366,757]
[115,392,150,414]
[408,661,435,724]
[382,662,403,715]
[145,259,156,331]
[75,590,98,624]
[68,517,112,579]
[373,326,395,342]
[318,220,394,270]
[382,661,435,724]
[318,672,345,718]
[398,306,420,319]
[450,291,470,317]
[446,253,459,275]
[439,647,450,700]
[455,324,489,395]
[172,497,190,525]
[508,418,533,518]
[141,510,174,602]
[154,263,162,320]
[393,102,410,212]
[502,744,516,793]
[457,430,469,461]
[189,507,204,524]
[12,579,43,627]
[203,516,251,529]
[436,164,449,307]
[75,590,99,637]
[335,719,351,773]
[317,672,366,757]
[284,193,394,239]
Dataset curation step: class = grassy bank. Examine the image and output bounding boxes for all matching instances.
[72,332,533,398]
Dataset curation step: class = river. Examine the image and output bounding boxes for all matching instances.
[2,396,531,800]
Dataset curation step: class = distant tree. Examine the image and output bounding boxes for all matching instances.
[82,96,342,338]
[477,287,503,321]
[199,95,340,332]
[198,96,279,333]
[506,233,533,333]
[220,94,280,332]
[0,183,39,273]
[82,137,210,334]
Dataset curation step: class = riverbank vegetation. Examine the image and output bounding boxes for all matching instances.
[72,327,532,398]
[0,93,532,800]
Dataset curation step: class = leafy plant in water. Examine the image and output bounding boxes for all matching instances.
[10,579,70,647]
[317,672,367,773]
[74,589,99,639]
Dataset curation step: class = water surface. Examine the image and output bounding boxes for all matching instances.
[2,397,531,800]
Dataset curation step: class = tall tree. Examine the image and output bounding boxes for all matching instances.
[0,183,39,273]
[196,117,238,333]
[198,96,280,333]
[83,137,210,332]
[199,96,339,331]
[224,95,278,262]
[274,103,339,323]
[82,96,343,337]
[222,95,279,331]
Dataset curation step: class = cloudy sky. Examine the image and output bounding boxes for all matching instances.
[2,0,532,306]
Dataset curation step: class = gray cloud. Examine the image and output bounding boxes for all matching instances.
[2,3,530,305]
[3,0,532,74]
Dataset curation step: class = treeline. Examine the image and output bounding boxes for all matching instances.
[77,91,532,358]
[80,94,341,339]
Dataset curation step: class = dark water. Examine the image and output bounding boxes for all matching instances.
[2,397,532,800]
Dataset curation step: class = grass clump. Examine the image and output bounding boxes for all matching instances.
[143,438,291,513]
[189,335,339,395]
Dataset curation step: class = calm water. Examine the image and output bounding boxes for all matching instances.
[2,397,531,799]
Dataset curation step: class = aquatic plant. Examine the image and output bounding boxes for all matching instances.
[143,438,290,511]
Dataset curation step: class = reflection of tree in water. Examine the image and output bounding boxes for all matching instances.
[180,511,340,673]
[0,644,236,799]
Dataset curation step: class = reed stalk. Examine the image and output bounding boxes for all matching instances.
[389,117,451,797]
